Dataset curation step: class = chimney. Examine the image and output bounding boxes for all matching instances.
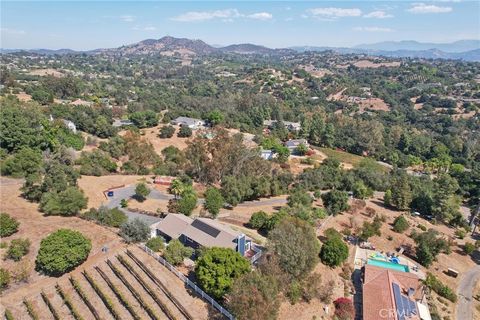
[408,287,415,298]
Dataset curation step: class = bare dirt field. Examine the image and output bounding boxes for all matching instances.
[0,177,124,304]
[26,68,65,77]
[128,197,170,213]
[0,178,213,319]
[353,60,401,69]
[277,261,346,320]
[358,98,390,112]
[127,124,193,154]
[13,92,32,102]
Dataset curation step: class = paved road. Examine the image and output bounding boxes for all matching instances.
[105,185,170,225]
[105,185,288,225]
[457,264,480,320]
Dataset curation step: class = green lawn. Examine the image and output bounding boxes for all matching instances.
[316,147,389,172]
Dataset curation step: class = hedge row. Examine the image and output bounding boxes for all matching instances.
[82,270,121,320]
[69,277,101,320]
[106,259,160,320]
[40,291,61,320]
[94,266,141,320]
[117,254,177,320]
[56,284,85,320]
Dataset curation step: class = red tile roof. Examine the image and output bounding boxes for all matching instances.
[363,265,422,320]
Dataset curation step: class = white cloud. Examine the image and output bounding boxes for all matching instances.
[0,28,26,35]
[132,25,157,31]
[120,15,135,22]
[353,26,394,32]
[171,9,241,22]
[307,7,362,19]
[407,3,452,14]
[171,9,273,22]
[247,12,273,20]
[363,11,393,19]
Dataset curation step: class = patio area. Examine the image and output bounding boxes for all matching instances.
[354,247,426,280]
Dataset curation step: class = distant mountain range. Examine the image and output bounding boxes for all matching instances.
[354,40,480,53]
[2,36,479,61]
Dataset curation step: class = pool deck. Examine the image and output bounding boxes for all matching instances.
[354,247,426,280]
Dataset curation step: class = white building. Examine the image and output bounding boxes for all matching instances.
[171,116,205,129]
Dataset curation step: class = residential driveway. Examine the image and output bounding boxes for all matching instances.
[105,185,166,225]
[457,264,480,320]
[237,197,287,207]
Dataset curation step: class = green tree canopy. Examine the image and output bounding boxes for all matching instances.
[321,190,350,215]
[159,125,175,138]
[1,148,43,178]
[0,213,19,237]
[163,239,193,265]
[248,211,269,229]
[287,188,313,208]
[226,272,280,320]
[81,206,127,228]
[195,247,251,300]
[6,238,31,261]
[392,215,409,233]
[145,237,165,252]
[39,187,88,216]
[35,229,91,276]
[134,182,150,202]
[119,218,150,243]
[320,236,349,268]
[413,229,450,267]
[267,217,320,279]
[204,187,224,218]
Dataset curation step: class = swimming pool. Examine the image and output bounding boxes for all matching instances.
[367,258,410,272]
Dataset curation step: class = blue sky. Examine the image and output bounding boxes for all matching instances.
[1,1,479,50]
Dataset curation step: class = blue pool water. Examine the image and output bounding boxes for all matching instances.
[367,258,409,272]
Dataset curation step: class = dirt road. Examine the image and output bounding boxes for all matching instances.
[457,265,480,320]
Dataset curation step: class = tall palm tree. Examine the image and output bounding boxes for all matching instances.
[169,179,184,199]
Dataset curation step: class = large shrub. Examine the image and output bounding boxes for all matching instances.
[195,247,250,300]
[6,238,31,261]
[334,297,355,320]
[159,125,175,138]
[248,211,269,229]
[393,215,409,233]
[119,218,150,243]
[39,187,88,216]
[226,272,280,320]
[321,190,350,215]
[320,236,349,268]
[267,217,320,279]
[0,213,19,237]
[36,229,91,276]
[81,206,127,228]
[0,268,10,292]
[177,126,192,138]
[134,182,150,202]
[145,237,165,252]
[204,187,224,218]
[163,239,193,265]
[425,273,457,302]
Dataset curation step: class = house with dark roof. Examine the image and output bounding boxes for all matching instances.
[150,214,262,262]
[362,264,431,320]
